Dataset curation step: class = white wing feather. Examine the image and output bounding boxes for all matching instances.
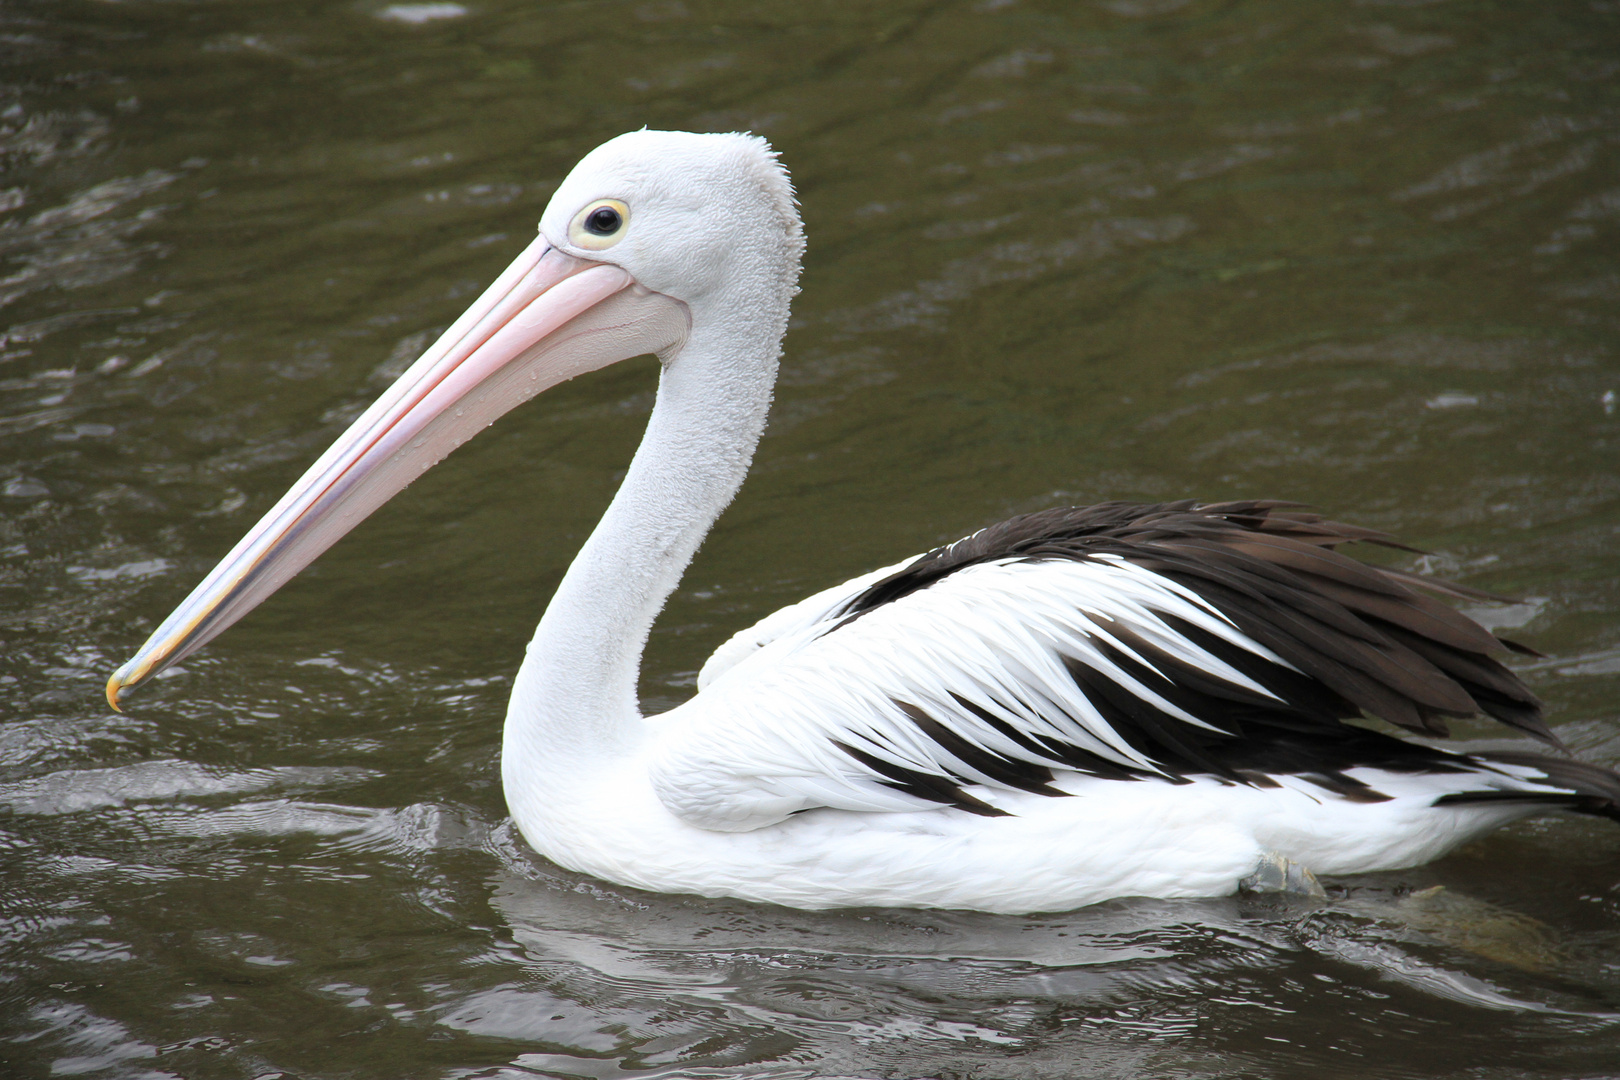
[695,557,914,691]
[652,556,1298,831]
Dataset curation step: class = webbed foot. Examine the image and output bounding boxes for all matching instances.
[1239,851,1327,898]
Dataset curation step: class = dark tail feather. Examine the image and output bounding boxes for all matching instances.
[1434,751,1620,823]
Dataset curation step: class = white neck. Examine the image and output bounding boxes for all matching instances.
[501,310,781,807]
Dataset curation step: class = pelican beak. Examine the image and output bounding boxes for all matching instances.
[106,235,689,709]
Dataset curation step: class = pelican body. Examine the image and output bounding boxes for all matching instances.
[108,131,1619,913]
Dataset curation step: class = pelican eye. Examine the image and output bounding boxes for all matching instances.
[568,199,630,250]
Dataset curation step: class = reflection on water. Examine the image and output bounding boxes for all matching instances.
[2,0,1617,1076]
[483,836,1620,1078]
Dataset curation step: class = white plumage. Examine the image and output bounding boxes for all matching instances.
[661,558,1280,829]
[109,130,1619,913]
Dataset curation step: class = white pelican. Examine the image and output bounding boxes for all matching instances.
[107,130,1619,913]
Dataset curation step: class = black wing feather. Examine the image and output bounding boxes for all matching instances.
[825,500,1604,804]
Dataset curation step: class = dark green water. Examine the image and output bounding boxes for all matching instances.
[3,1,1619,1076]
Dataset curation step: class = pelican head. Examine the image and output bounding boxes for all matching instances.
[107,130,803,707]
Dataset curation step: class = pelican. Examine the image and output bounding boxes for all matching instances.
[107,130,1619,913]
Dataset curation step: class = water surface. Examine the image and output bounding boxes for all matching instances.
[2,1,1618,1076]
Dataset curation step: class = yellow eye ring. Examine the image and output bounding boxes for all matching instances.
[568,199,630,250]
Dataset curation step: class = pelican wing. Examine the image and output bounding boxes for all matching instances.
[650,502,1546,832]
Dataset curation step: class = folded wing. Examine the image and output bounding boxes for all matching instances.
[656,502,1546,832]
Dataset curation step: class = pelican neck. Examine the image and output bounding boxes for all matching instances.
[501,321,780,784]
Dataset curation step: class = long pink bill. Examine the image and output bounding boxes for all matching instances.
[107,236,689,708]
